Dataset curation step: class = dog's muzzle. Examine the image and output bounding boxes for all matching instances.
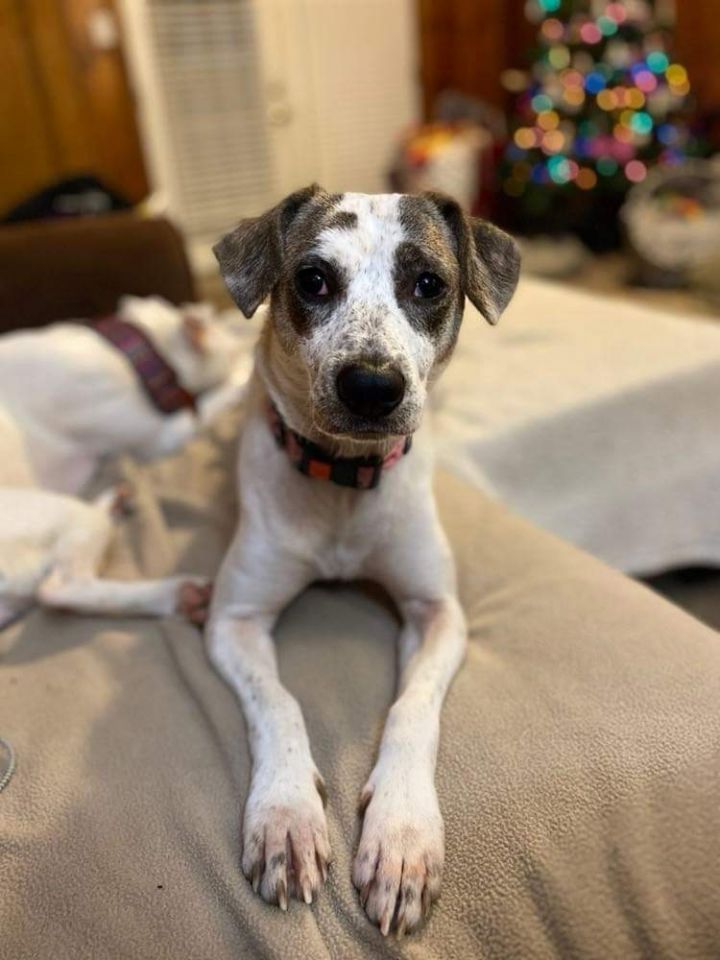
[336,364,405,421]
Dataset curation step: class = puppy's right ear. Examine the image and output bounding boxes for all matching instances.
[423,192,521,325]
[213,184,323,317]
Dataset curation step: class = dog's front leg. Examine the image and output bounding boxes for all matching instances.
[207,595,331,908]
[353,590,466,936]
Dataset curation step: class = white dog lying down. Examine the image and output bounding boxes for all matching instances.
[210,186,520,936]
[0,296,247,628]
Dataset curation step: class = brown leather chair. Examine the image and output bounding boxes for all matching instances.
[0,213,195,333]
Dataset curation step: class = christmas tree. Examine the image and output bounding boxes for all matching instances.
[502,0,702,247]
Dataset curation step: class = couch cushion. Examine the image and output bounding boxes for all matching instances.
[1,408,719,959]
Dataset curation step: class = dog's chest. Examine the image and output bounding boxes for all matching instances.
[301,488,385,582]
[314,530,370,581]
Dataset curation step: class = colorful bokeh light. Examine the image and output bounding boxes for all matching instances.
[514,127,538,149]
[579,22,602,44]
[548,45,571,69]
[597,156,619,176]
[646,51,669,74]
[634,70,658,93]
[613,123,634,143]
[541,18,565,41]
[585,72,606,94]
[597,16,618,36]
[624,159,647,182]
[563,86,586,107]
[630,111,653,135]
[666,64,688,86]
[503,0,695,207]
[562,69,584,88]
[576,168,598,190]
[531,93,554,112]
[626,88,645,109]
[547,155,571,183]
[606,3,627,23]
[538,110,560,130]
[541,129,565,153]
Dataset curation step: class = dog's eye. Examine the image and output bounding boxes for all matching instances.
[296,268,330,297]
[413,272,446,299]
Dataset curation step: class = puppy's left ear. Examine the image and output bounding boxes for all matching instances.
[424,192,521,325]
[213,184,324,317]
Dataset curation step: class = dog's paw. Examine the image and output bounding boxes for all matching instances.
[176,579,212,626]
[242,769,331,908]
[110,482,135,519]
[353,766,444,936]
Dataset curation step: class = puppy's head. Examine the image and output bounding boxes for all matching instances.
[215,185,520,440]
[119,295,247,393]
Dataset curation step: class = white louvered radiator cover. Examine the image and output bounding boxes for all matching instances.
[120,0,419,259]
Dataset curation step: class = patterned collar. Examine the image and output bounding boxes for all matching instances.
[89,315,198,416]
[268,403,412,490]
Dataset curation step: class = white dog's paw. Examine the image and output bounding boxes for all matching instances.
[110,482,135,519]
[94,483,135,520]
[176,578,212,626]
[353,767,444,936]
[242,768,331,909]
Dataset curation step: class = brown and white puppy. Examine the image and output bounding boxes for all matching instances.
[210,186,520,935]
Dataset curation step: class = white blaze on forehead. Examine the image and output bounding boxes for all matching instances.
[307,192,436,382]
[315,193,405,301]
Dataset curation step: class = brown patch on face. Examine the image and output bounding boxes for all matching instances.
[392,240,459,337]
[275,198,358,338]
[395,196,464,355]
[274,254,349,338]
[214,185,347,320]
[324,210,358,232]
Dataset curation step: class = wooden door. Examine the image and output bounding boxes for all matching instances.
[675,0,720,112]
[417,0,523,116]
[0,0,148,216]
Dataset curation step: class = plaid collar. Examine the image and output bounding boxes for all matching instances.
[90,315,198,416]
[268,403,412,490]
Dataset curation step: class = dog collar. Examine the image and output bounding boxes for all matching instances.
[268,403,411,490]
[90,315,198,416]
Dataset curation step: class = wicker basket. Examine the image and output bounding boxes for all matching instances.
[621,159,720,282]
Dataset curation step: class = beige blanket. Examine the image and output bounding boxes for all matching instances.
[2,408,720,959]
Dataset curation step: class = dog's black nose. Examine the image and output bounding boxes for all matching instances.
[336,365,405,420]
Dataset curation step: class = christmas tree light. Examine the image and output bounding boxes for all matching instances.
[502,0,704,244]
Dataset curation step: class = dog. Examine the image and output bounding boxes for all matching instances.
[0,296,247,628]
[210,185,520,935]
